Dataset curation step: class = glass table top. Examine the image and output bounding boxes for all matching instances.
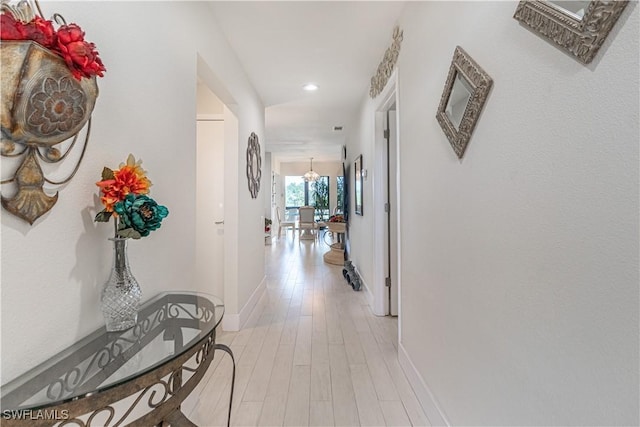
[1,292,224,411]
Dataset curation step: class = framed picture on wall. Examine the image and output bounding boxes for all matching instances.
[354,155,363,216]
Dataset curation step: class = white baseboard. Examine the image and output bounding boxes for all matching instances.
[360,275,375,310]
[348,263,375,311]
[398,343,450,427]
[222,276,266,331]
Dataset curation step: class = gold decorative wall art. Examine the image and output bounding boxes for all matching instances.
[369,26,403,99]
[1,0,104,224]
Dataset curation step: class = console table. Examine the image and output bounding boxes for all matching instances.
[1,292,235,427]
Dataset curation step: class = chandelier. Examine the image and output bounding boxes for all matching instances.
[303,157,320,182]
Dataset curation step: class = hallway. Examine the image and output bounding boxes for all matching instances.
[184,235,429,426]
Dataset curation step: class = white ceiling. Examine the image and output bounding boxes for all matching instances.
[208,1,406,162]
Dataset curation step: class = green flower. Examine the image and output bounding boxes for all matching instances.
[114,194,168,238]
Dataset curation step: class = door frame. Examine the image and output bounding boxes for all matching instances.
[372,70,402,323]
[196,56,242,331]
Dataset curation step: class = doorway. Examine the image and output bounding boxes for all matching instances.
[373,71,400,318]
[196,82,226,299]
[384,104,399,316]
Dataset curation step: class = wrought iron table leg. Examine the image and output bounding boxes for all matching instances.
[214,343,236,427]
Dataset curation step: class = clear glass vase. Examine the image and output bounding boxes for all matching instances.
[101,238,142,332]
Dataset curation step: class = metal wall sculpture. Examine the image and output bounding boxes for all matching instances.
[369,26,403,99]
[513,1,629,64]
[246,132,261,198]
[1,1,100,224]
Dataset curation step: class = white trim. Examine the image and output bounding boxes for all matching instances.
[222,276,266,331]
[372,110,387,316]
[398,343,450,427]
[359,271,375,310]
[372,69,399,317]
[392,89,403,339]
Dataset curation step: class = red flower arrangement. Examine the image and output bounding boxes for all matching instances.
[328,214,345,223]
[0,12,105,80]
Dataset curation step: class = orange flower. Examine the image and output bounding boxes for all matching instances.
[96,154,152,212]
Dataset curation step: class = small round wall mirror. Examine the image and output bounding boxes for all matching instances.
[246,132,261,198]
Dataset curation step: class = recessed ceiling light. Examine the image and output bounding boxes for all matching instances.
[303,83,319,91]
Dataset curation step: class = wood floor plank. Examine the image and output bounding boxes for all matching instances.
[325,297,345,345]
[358,331,400,401]
[242,318,283,402]
[350,364,386,427]
[310,362,332,401]
[351,303,373,334]
[329,344,360,426]
[258,394,287,427]
[209,354,254,426]
[310,400,335,426]
[234,401,263,427]
[341,321,367,365]
[294,315,313,366]
[378,340,431,426]
[258,344,295,426]
[237,312,272,368]
[302,289,314,316]
[379,401,412,427]
[312,328,330,364]
[182,332,236,416]
[192,238,430,427]
[312,290,327,332]
[284,364,311,426]
[189,344,247,426]
[281,312,299,346]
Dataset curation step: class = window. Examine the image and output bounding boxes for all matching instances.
[285,176,304,221]
[284,175,330,221]
[310,177,329,221]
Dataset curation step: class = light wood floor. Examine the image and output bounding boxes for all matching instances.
[183,232,430,426]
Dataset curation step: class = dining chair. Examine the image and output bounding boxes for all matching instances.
[298,206,318,240]
[276,207,295,238]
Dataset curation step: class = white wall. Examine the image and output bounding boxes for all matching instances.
[348,1,639,425]
[1,1,264,382]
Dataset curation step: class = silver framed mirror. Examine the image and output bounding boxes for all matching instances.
[513,1,629,64]
[436,46,493,159]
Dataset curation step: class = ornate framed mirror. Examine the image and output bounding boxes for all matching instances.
[513,1,629,64]
[246,132,261,198]
[436,46,493,159]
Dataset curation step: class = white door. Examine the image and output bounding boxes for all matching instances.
[196,118,225,298]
